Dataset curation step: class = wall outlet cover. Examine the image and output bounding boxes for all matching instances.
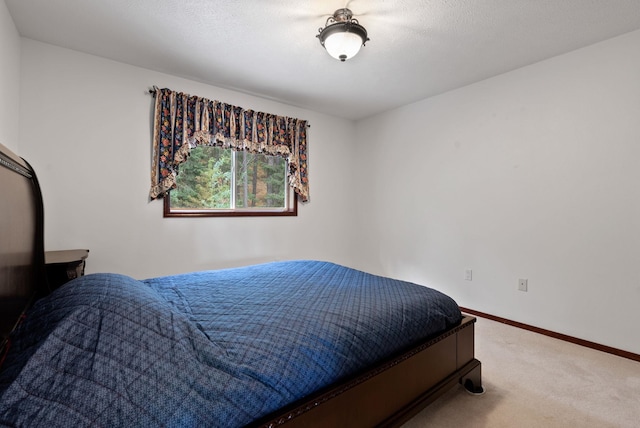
[518,278,528,292]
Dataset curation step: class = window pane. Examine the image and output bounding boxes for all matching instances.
[166,146,294,217]
[170,146,231,209]
[234,151,286,209]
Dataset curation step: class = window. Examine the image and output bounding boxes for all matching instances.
[164,146,296,217]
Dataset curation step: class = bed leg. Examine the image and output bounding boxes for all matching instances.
[460,360,485,395]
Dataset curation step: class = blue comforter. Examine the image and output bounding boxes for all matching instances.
[0,260,461,427]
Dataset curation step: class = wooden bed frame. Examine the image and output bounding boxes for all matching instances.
[0,142,482,427]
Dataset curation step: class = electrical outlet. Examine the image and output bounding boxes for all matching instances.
[465,269,472,281]
[518,278,528,292]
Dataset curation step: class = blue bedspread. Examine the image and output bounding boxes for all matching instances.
[0,260,461,427]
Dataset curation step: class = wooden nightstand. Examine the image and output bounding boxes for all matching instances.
[45,249,89,290]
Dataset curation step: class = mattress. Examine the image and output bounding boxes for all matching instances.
[0,260,461,427]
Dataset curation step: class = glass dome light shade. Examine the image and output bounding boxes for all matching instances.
[324,31,363,61]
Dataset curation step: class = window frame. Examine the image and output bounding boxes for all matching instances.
[163,190,298,217]
[162,148,298,218]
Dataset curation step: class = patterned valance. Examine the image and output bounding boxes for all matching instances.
[149,87,309,202]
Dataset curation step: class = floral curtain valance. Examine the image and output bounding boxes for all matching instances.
[149,87,309,202]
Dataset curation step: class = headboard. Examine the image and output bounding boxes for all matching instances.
[0,143,47,352]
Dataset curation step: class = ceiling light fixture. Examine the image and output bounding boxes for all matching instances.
[317,8,369,62]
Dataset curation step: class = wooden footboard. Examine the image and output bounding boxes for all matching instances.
[252,315,481,427]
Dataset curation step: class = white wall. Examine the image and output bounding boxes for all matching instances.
[19,39,359,279]
[354,29,640,354]
[0,0,20,152]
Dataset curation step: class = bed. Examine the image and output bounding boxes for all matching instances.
[0,142,482,427]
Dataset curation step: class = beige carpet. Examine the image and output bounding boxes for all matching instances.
[403,316,640,427]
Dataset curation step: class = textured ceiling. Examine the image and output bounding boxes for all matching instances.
[7,0,640,120]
